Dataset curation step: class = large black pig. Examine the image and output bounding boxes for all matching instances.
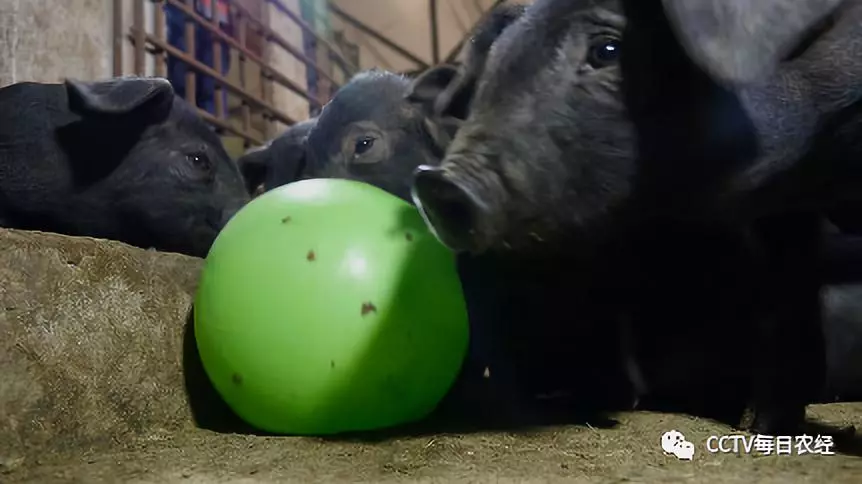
[410,0,862,434]
[0,76,250,258]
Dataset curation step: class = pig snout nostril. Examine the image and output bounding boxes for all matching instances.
[412,165,482,253]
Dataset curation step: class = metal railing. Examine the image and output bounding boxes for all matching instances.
[116,0,493,149]
[118,0,363,148]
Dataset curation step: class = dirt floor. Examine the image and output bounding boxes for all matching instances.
[1,229,862,483]
[4,404,862,483]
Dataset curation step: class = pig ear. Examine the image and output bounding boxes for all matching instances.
[406,65,459,113]
[422,117,460,156]
[65,76,175,116]
[434,73,477,120]
[661,0,844,84]
[237,149,270,195]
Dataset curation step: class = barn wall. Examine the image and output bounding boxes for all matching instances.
[0,0,114,86]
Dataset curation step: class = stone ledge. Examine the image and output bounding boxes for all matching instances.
[0,228,203,459]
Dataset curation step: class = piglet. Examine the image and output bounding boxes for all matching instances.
[0,76,249,258]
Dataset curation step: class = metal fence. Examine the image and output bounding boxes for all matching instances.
[116,0,496,150]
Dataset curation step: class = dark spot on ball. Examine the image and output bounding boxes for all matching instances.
[307,250,316,261]
[232,373,243,385]
[361,302,377,316]
[282,216,292,224]
[330,360,336,369]
[405,232,414,242]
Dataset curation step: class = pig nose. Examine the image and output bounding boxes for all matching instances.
[219,204,242,228]
[411,164,486,253]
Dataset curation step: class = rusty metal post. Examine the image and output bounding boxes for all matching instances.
[146,33,296,124]
[260,2,276,140]
[210,3,225,119]
[163,0,323,107]
[154,0,167,77]
[430,0,439,65]
[238,13,252,146]
[183,0,197,105]
[113,0,124,76]
[134,0,147,75]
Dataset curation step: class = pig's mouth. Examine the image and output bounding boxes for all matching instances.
[412,164,491,254]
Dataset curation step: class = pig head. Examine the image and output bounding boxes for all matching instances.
[412,0,635,257]
[300,70,459,202]
[0,76,249,258]
[412,0,862,255]
[236,117,317,195]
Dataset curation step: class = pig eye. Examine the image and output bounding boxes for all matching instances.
[186,152,212,171]
[587,37,620,69]
[354,136,376,157]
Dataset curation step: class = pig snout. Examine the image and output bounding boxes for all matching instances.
[207,199,246,232]
[411,162,504,254]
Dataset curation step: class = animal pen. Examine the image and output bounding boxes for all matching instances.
[3,1,862,482]
[118,0,499,158]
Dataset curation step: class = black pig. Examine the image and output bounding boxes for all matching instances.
[0,76,249,258]
[413,3,643,422]
[236,117,317,195]
[298,69,459,202]
[411,0,862,433]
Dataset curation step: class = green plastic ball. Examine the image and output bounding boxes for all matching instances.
[193,178,469,435]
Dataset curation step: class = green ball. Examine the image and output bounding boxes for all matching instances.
[193,178,469,435]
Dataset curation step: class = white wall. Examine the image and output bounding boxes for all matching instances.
[0,0,114,86]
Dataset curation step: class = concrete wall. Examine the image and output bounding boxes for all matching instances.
[330,0,499,72]
[0,0,113,87]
